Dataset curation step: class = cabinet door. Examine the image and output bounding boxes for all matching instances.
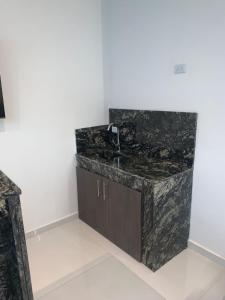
[108,181,142,261]
[76,167,106,235]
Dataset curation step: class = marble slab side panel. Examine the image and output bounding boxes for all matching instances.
[142,169,193,271]
[0,198,24,299]
[109,109,197,165]
[142,180,155,259]
[8,195,33,300]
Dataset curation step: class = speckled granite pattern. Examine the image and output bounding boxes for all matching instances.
[76,154,144,191]
[0,171,33,299]
[0,171,21,199]
[76,125,111,154]
[142,169,193,271]
[76,150,190,181]
[109,109,197,166]
[75,109,197,271]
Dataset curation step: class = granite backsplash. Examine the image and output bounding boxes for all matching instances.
[109,109,197,166]
[76,109,197,167]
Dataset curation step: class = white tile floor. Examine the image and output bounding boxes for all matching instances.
[27,219,225,300]
[35,255,164,300]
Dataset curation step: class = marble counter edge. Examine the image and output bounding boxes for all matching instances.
[75,154,193,188]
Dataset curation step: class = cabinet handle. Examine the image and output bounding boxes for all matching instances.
[103,181,106,201]
[97,180,100,197]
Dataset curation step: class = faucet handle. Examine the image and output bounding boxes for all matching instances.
[111,126,118,134]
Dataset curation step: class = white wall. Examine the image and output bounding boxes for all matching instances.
[102,0,225,258]
[0,0,106,232]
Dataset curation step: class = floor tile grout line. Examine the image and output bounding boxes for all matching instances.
[28,220,225,300]
[110,253,166,300]
[34,253,111,299]
[35,254,165,300]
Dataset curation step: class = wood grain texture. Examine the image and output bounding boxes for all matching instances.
[108,180,141,261]
[77,167,142,261]
[77,167,106,236]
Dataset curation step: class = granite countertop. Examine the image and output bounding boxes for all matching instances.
[0,171,21,199]
[76,149,192,181]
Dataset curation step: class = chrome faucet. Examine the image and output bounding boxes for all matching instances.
[107,123,120,153]
[107,123,114,131]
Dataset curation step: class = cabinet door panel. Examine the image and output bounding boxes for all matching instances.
[76,167,105,235]
[108,181,142,261]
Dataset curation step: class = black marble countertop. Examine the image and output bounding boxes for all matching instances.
[76,149,192,181]
[0,171,21,199]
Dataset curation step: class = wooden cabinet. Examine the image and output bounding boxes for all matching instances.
[77,167,106,236]
[76,167,141,261]
[107,180,141,261]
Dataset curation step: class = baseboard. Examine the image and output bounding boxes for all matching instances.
[26,217,225,269]
[188,240,225,268]
[26,212,78,239]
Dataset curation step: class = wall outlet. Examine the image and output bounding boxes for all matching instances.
[174,64,187,74]
[112,126,118,134]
